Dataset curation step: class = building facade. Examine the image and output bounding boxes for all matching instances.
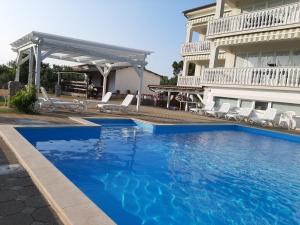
[178,0,300,115]
[68,64,162,97]
[107,67,162,95]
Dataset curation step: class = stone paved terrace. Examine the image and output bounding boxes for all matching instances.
[0,139,63,225]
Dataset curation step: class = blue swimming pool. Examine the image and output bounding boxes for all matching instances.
[17,119,300,225]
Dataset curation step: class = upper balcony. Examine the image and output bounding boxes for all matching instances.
[181,41,211,56]
[177,67,300,89]
[206,2,300,38]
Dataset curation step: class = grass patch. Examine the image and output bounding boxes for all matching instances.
[0,107,17,113]
[0,96,6,106]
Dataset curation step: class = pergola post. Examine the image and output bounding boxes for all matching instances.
[134,65,144,112]
[28,48,34,85]
[34,45,42,92]
[57,72,61,85]
[185,93,189,111]
[95,64,112,100]
[15,52,23,82]
[166,91,171,109]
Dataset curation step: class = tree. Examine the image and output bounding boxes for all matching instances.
[172,61,184,76]
[0,60,84,92]
[160,60,196,85]
[0,63,16,87]
[172,60,195,77]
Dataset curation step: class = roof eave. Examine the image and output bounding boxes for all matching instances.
[182,2,216,18]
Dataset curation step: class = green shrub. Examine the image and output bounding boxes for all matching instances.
[10,86,37,113]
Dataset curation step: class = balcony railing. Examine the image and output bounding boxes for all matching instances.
[181,41,211,56]
[177,67,300,88]
[207,2,300,37]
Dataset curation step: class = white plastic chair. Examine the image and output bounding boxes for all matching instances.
[206,103,231,118]
[249,108,277,127]
[279,111,297,130]
[97,94,134,112]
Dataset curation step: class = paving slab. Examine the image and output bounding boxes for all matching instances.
[0,146,62,225]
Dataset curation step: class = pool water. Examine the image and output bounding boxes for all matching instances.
[17,120,300,225]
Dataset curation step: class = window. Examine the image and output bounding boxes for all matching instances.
[254,3,267,10]
[255,101,268,110]
[247,53,259,67]
[292,51,300,66]
[241,100,253,108]
[235,54,247,68]
[214,97,238,108]
[261,52,275,67]
[276,51,290,67]
[269,0,283,8]
[285,0,298,4]
[272,102,300,115]
[241,6,253,13]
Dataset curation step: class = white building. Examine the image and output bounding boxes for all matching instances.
[178,0,300,115]
[71,64,162,95]
[107,67,162,95]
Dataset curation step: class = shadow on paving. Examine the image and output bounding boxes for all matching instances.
[0,144,62,225]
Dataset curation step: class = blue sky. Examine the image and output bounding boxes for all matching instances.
[0,0,213,76]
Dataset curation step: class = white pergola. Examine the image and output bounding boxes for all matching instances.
[10,31,152,111]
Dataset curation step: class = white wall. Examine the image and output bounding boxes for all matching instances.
[204,86,300,127]
[205,87,300,105]
[113,67,161,94]
[107,73,115,92]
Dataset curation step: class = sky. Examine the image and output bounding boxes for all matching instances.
[0,0,213,77]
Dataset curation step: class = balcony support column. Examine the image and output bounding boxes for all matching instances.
[209,45,220,68]
[195,64,202,76]
[199,33,206,42]
[224,51,235,68]
[182,59,190,76]
[215,0,225,19]
[185,25,193,43]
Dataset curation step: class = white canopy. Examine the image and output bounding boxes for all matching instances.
[11,31,152,111]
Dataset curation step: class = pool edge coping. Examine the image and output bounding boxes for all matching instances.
[0,123,116,225]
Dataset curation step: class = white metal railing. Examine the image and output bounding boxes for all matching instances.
[181,41,211,55]
[177,67,300,88]
[177,76,197,86]
[207,2,300,36]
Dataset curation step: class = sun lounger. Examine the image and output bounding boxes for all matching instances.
[206,103,231,118]
[190,101,215,115]
[38,87,85,112]
[249,108,277,127]
[85,92,112,108]
[225,108,253,121]
[97,94,134,112]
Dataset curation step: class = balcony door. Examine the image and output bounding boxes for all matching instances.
[247,53,259,67]
[261,52,275,67]
[235,53,259,68]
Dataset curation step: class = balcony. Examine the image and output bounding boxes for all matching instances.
[177,67,300,88]
[207,2,300,37]
[181,41,211,56]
